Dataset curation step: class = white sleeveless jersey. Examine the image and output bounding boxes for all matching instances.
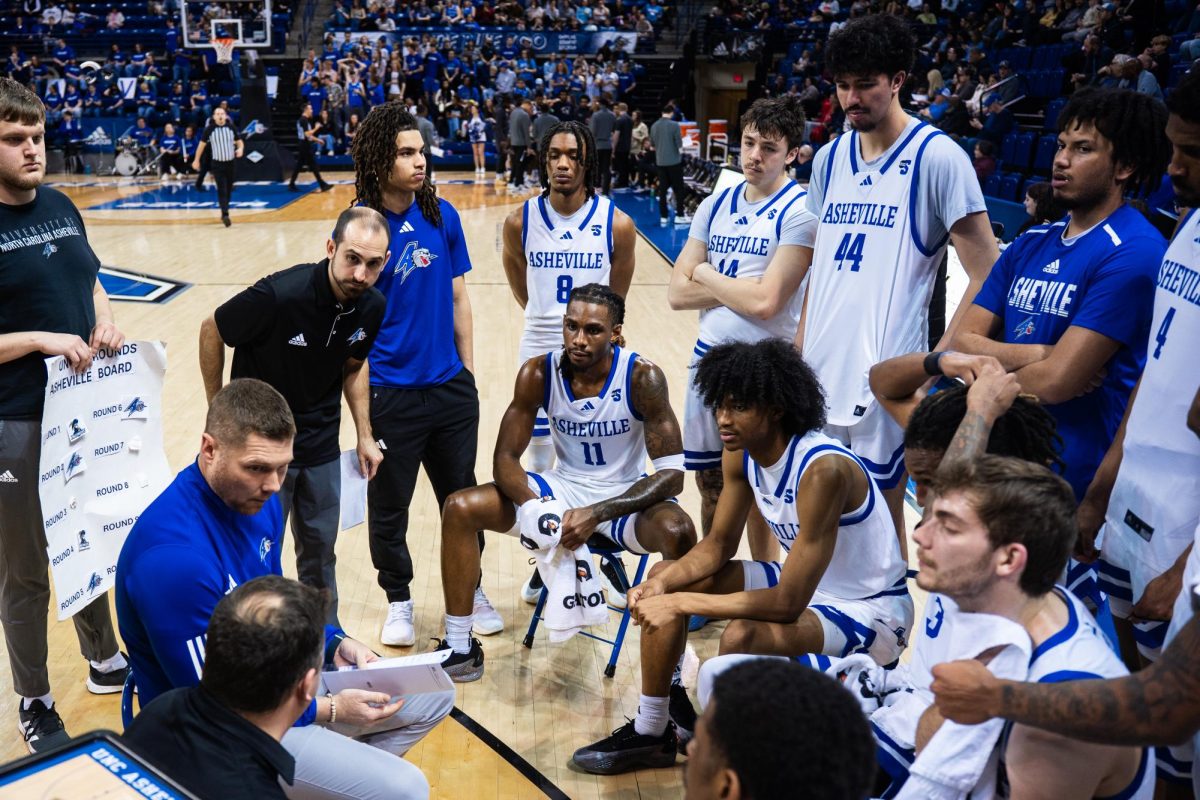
[544,346,647,487]
[522,193,615,351]
[803,120,968,426]
[745,430,906,600]
[1102,209,1200,572]
[696,180,814,347]
[997,587,1153,799]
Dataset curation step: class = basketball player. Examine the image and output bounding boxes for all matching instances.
[433,284,696,680]
[501,120,637,605]
[799,15,1000,556]
[572,339,911,774]
[191,105,242,227]
[666,96,815,566]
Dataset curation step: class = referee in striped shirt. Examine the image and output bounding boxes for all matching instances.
[191,107,243,227]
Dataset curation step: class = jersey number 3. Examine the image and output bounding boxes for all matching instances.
[834,232,866,272]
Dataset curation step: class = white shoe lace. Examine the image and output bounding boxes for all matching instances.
[385,601,413,627]
[473,588,494,612]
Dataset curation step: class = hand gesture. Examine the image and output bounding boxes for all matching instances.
[356,435,383,480]
[40,332,93,371]
[965,368,1021,424]
[631,593,679,634]
[331,688,404,727]
[332,637,379,669]
[938,353,1003,385]
[627,576,666,613]
[559,505,598,551]
[89,320,125,354]
[930,659,1001,725]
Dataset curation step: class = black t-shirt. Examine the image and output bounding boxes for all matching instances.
[214,260,385,466]
[614,114,633,154]
[0,187,100,420]
[123,686,293,800]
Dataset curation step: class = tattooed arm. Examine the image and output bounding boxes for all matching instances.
[935,369,1021,476]
[930,612,1200,746]
[557,358,684,548]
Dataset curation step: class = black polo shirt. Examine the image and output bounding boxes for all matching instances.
[123,685,293,800]
[214,260,385,467]
[0,187,101,420]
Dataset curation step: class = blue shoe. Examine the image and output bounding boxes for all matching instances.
[688,615,709,632]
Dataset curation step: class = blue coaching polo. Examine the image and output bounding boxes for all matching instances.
[972,203,1166,498]
[368,197,473,388]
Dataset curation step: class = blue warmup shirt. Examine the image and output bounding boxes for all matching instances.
[368,198,472,388]
[116,461,343,722]
[973,204,1166,498]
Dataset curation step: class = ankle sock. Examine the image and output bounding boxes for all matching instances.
[90,652,127,673]
[634,694,668,737]
[21,694,53,711]
[445,614,474,654]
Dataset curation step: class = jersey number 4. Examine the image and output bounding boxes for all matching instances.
[833,232,866,272]
[1153,307,1175,359]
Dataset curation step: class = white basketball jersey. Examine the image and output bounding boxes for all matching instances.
[1102,209,1200,572]
[522,194,615,351]
[745,430,906,600]
[803,120,956,426]
[544,346,647,487]
[697,180,812,347]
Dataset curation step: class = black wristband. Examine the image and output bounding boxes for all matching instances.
[923,351,946,376]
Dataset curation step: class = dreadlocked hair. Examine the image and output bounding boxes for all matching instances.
[569,283,625,346]
[538,121,597,197]
[905,386,1064,472]
[1058,87,1171,198]
[351,102,442,227]
[693,339,826,438]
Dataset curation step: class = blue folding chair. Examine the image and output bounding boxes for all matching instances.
[121,670,137,730]
[523,535,649,678]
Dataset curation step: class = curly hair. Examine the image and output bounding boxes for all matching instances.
[905,385,1064,473]
[826,14,916,80]
[1058,87,1171,198]
[1167,66,1200,125]
[711,659,875,800]
[741,95,807,152]
[351,102,442,227]
[693,339,826,438]
[538,120,597,198]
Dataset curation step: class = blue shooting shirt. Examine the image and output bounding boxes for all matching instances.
[368,198,473,388]
[116,461,344,721]
[972,204,1166,498]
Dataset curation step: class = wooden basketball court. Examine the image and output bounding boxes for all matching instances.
[0,172,924,798]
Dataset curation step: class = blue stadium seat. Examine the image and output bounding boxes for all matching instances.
[1009,132,1035,172]
[984,172,1004,198]
[1034,133,1057,173]
[1000,172,1022,202]
[1044,97,1066,131]
[1000,132,1019,165]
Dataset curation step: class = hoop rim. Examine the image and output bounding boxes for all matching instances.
[212,37,237,63]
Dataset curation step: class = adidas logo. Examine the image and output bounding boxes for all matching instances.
[0,470,17,483]
[734,216,749,226]
[288,333,307,347]
[580,400,595,411]
[1043,258,1060,275]
[398,221,414,233]
[859,175,873,186]
[560,231,573,239]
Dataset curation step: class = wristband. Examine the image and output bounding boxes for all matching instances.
[650,453,685,473]
[327,692,337,724]
[923,351,949,376]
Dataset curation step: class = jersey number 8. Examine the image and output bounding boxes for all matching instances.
[557,275,573,304]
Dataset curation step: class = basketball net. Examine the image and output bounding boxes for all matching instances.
[213,37,236,64]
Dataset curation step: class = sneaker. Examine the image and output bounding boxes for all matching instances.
[221,215,231,228]
[472,587,504,635]
[520,568,544,605]
[434,637,485,682]
[669,684,697,750]
[381,600,415,646]
[319,182,332,192]
[86,654,130,695]
[18,700,70,754]
[660,216,669,225]
[599,558,628,610]
[571,719,677,775]
[674,214,693,226]
[287,183,298,192]
[688,614,709,632]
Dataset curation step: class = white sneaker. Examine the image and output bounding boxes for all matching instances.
[381,600,415,647]
[520,568,544,605]
[598,558,628,610]
[675,214,693,225]
[472,587,504,635]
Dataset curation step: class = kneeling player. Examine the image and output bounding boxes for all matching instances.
[572,339,913,774]
[435,284,696,680]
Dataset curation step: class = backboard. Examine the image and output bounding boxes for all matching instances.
[181,0,272,49]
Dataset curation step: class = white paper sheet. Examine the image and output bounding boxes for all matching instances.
[339,449,367,530]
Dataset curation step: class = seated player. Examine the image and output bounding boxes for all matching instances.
[572,339,913,775]
[434,283,696,680]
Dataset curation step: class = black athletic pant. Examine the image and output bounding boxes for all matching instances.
[211,159,234,216]
[613,150,630,187]
[290,142,327,187]
[657,162,686,217]
[194,148,211,188]
[367,368,484,603]
[597,148,612,194]
[510,146,527,186]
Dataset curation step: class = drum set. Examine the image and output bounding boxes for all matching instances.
[113,136,162,177]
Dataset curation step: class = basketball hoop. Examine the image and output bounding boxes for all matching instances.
[213,37,237,64]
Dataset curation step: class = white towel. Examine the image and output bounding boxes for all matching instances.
[894,612,1032,800]
[516,498,608,642]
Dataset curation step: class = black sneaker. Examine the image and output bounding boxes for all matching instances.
[571,719,677,775]
[87,653,130,695]
[18,700,70,754]
[434,637,484,682]
[599,558,628,609]
[222,215,231,227]
[520,566,544,605]
[669,684,697,751]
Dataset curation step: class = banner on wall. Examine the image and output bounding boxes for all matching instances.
[39,341,170,620]
[380,27,638,55]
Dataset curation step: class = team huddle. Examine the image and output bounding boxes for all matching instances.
[3,7,1200,800]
